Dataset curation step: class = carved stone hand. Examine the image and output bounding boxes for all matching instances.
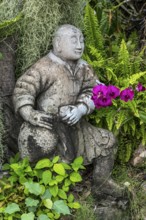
[19,105,53,130]
[59,104,87,125]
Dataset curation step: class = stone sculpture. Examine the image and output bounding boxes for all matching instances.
[13,24,125,199]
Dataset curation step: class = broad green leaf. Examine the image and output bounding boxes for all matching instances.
[49,180,57,186]
[41,189,52,200]
[24,182,42,195]
[71,156,84,171]
[49,185,58,197]
[19,176,27,184]
[35,159,52,169]
[42,170,52,185]
[68,202,81,209]
[61,163,71,170]
[21,212,35,220]
[25,197,39,207]
[62,186,69,192]
[53,164,65,176]
[64,179,71,187]
[52,156,60,163]
[38,214,50,220]
[4,203,20,214]
[70,172,82,183]
[53,200,70,215]
[67,194,74,203]
[43,199,53,209]
[10,163,22,175]
[25,166,32,172]
[55,175,64,183]
[58,189,67,199]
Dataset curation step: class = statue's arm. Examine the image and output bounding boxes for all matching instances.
[13,68,53,129]
[59,65,100,125]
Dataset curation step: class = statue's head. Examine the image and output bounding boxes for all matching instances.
[52,24,84,61]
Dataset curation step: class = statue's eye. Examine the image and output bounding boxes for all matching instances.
[71,36,77,44]
[80,37,84,43]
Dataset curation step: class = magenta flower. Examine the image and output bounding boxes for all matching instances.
[92,84,108,97]
[136,82,146,92]
[107,85,120,99]
[97,95,112,107]
[120,88,134,102]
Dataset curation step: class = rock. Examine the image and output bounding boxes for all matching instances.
[95,206,130,220]
[130,144,146,167]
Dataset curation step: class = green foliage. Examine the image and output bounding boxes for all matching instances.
[112,165,146,220]
[73,196,96,220]
[83,3,146,163]
[0,0,22,38]
[0,107,5,167]
[16,0,84,74]
[0,155,84,219]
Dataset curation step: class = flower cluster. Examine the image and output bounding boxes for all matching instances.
[92,83,146,109]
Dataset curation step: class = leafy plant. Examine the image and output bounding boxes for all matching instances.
[83,3,146,163]
[0,154,84,219]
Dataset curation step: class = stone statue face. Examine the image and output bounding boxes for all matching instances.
[56,27,84,61]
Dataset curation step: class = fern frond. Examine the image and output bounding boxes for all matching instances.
[140,124,146,145]
[106,109,117,130]
[117,39,130,77]
[84,4,104,51]
[115,110,126,130]
[129,71,146,85]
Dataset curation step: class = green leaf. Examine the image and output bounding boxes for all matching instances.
[52,156,60,163]
[24,182,42,195]
[25,197,39,207]
[70,172,82,183]
[21,212,35,220]
[53,200,70,215]
[139,111,146,123]
[53,164,66,176]
[38,214,50,220]
[61,163,71,170]
[58,189,67,199]
[71,156,84,171]
[49,185,58,197]
[4,203,20,214]
[55,175,64,183]
[19,175,27,184]
[35,159,52,169]
[43,199,53,209]
[67,194,74,203]
[62,186,69,192]
[68,202,81,209]
[41,189,52,200]
[42,170,52,185]
[64,179,71,187]
[25,166,32,172]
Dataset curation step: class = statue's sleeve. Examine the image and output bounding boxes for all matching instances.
[13,68,42,113]
[76,65,98,114]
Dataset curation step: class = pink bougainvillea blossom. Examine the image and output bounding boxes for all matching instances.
[120,88,134,102]
[136,82,146,92]
[107,85,120,99]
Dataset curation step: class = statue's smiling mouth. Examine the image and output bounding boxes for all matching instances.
[75,50,82,54]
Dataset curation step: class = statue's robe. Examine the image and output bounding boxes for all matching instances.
[13,52,116,163]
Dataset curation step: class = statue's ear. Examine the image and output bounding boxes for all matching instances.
[55,36,62,53]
